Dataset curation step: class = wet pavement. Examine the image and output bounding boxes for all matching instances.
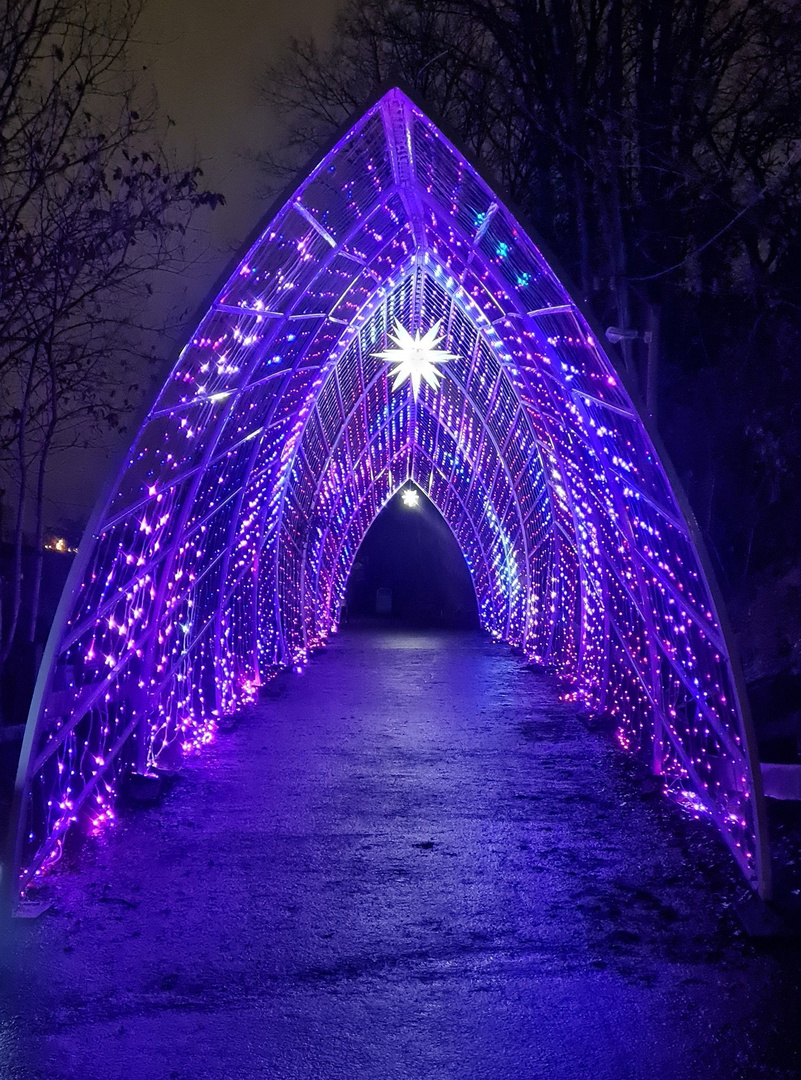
[3,626,801,1079]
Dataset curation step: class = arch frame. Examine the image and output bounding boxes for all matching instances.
[6,84,771,905]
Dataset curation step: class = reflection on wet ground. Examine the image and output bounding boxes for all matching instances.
[3,627,801,1079]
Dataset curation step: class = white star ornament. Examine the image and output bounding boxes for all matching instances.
[374,319,457,400]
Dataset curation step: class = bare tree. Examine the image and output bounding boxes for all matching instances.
[0,0,223,697]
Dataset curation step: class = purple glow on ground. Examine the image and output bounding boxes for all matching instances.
[5,631,797,1078]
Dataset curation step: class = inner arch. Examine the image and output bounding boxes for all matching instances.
[331,482,480,626]
[274,272,548,665]
[10,87,769,902]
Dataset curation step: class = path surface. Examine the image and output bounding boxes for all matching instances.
[3,627,801,1079]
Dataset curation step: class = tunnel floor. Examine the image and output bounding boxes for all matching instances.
[4,626,801,1079]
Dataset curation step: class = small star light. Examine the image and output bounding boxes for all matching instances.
[401,487,420,508]
[375,319,457,400]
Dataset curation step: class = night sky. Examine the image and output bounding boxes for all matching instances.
[134,0,341,251]
[49,0,344,530]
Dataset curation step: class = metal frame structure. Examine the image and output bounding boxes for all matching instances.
[8,88,770,901]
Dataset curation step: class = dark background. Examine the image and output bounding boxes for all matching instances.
[345,489,479,629]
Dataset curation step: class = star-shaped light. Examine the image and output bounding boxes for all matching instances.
[374,319,457,400]
[400,487,420,508]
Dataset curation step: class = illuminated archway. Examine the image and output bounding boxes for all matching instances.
[11,88,769,899]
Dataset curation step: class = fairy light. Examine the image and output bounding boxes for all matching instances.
[13,88,764,901]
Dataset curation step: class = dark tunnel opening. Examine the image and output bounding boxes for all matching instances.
[343,487,479,630]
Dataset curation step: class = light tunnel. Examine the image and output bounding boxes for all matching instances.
[11,88,769,899]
